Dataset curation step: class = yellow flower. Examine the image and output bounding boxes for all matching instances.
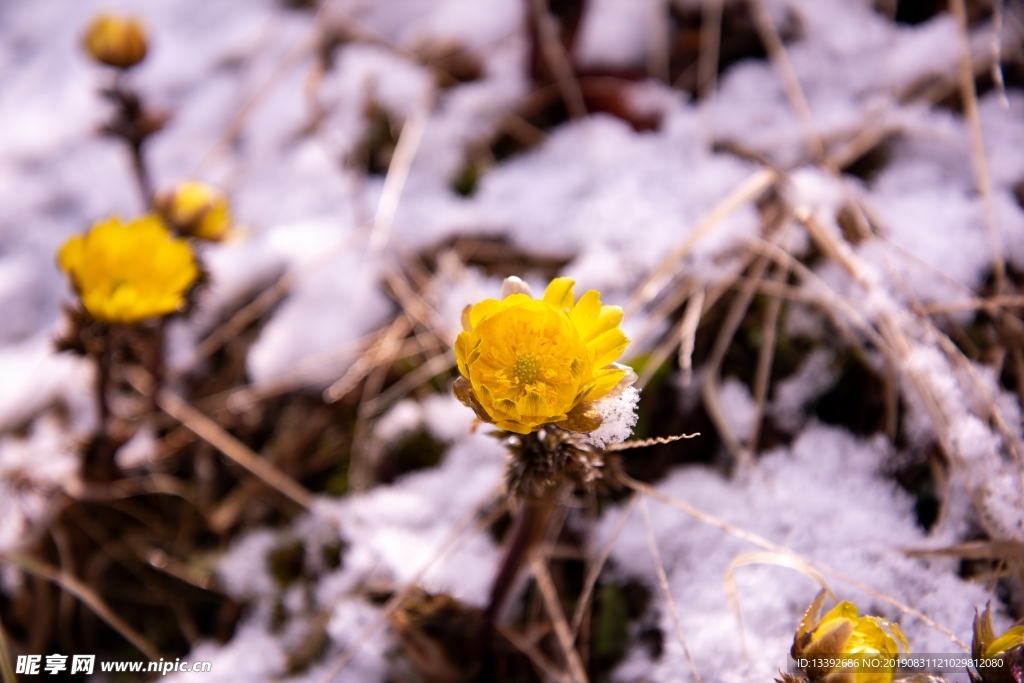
[792,591,909,683]
[58,215,199,324]
[453,277,630,435]
[83,13,148,69]
[970,602,1024,683]
[154,181,233,241]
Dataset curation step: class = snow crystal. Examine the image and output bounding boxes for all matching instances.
[585,385,641,448]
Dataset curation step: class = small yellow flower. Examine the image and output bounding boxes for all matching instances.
[154,181,233,241]
[58,215,199,324]
[453,277,630,435]
[83,13,148,70]
[792,591,909,683]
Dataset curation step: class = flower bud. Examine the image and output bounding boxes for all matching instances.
[83,14,148,70]
[791,590,908,683]
[154,181,233,241]
[969,603,1024,683]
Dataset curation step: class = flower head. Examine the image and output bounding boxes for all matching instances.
[970,603,1024,683]
[58,215,199,324]
[154,180,233,241]
[453,277,630,435]
[83,13,148,69]
[792,591,908,683]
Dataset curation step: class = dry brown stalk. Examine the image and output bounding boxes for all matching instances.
[949,0,1005,291]
[357,351,455,419]
[626,167,778,316]
[530,556,590,683]
[569,494,638,637]
[697,0,725,129]
[724,551,834,659]
[529,0,587,120]
[745,0,824,162]
[608,433,700,451]
[923,295,1024,314]
[0,551,162,661]
[324,315,414,403]
[678,287,706,389]
[905,539,1024,560]
[702,254,771,467]
[640,496,702,683]
[629,277,696,354]
[127,368,315,510]
[748,263,788,452]
[368,87,435,258]
[497,623,573,683]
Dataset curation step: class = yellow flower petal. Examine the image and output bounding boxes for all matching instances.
[985,625,1024,657]
[453,277,631,433]
[542,277,575,311]
[584,366,627,401]
[588,327,629,369]
[57,214,199,324]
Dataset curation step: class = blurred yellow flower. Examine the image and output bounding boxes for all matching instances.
[792,591,908,683]
[83,13,148,69]
[155,180,233,241]
[58,215,199,324]
[453,277,629,434]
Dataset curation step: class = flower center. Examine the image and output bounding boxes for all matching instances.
[513,353,541,384]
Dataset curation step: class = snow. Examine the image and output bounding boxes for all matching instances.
[586,385,642,448]
[599,425,995,682]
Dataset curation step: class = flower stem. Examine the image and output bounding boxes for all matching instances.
[146,318,165,414]
[480,499,555,646]
[107,71,155,208]
[95,342,112,436]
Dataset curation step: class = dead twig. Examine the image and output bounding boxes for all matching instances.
[608,433,700,451]
[748,263,788,452]
[529,0,587,120]
[745,0,824,162]
[1,552,161,661]
[497,623,573,683]
[640,497,702,683]
[949,0,1005,292]
[127,368,314,510]
[627,168,778,315]
[678,288,706,389]
[530,556,590,683]
[570,494,638,636]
